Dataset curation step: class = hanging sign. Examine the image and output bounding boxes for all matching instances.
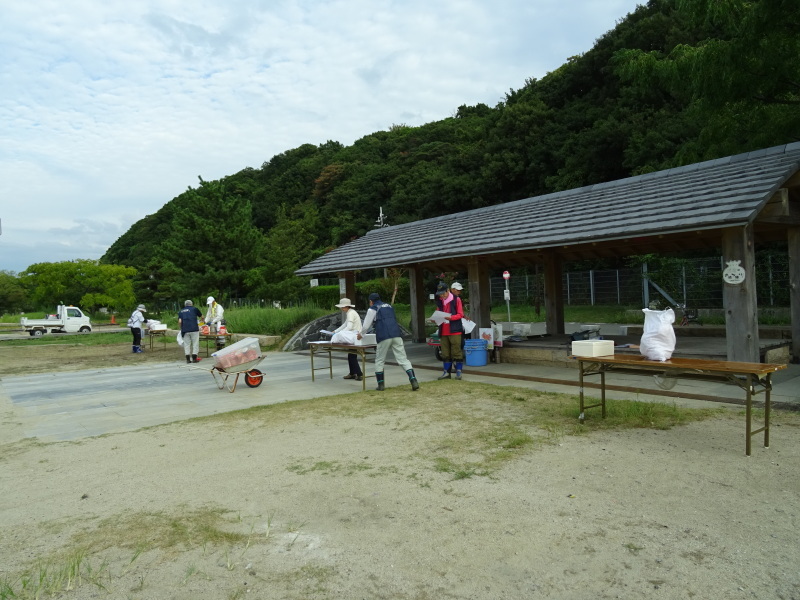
[722,260,746,285]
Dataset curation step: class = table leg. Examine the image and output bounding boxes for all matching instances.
[601,370,606,418]
[310,346,316,382]
[745,373,752,456]
[579,361,585,422]
[327,349,333,379]
[360,350,367,391]
[764,374,771,448]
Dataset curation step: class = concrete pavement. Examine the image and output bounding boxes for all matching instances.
[1,341,798,444]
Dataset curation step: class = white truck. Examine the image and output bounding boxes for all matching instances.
[20,305,93,337]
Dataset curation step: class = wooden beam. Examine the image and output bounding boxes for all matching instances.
[543,251,565,335]
[721,226,760,362]
[407,266,427,343]
[467,257,491,330]
[789,227,800,363]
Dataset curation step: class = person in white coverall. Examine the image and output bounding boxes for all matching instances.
[205,296,226,350]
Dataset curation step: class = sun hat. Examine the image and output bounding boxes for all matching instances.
[184,300,193,306]
[206,296,215,305]
[450,282,463,290]
[335,298,354,308]
[137,304,146,311]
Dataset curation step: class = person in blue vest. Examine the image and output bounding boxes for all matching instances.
[358,292,419,391]
[435,281,465,380]
[178,300,203,364]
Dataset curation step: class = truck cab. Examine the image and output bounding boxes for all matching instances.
[21,305,93,337]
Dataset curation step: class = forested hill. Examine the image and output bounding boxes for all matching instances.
[102,0,800,305]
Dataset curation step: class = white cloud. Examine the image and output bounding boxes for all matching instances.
[0,0,642,273]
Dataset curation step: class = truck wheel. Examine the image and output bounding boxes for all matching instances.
[79,326,91,333]
[32,330,44,338]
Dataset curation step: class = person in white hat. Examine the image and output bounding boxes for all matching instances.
[330,298,363,380]
[205,296,226,348]
[127,303,148,354]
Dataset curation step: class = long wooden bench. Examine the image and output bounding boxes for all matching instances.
[574,354,787,456]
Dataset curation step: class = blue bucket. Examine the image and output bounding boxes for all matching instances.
[464,339,488,367]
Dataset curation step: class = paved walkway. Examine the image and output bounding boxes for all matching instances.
[1,342,798,444]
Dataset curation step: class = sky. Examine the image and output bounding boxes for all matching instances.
[0,0,643,274]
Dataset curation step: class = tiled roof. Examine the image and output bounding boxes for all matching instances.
[296,143,800,276]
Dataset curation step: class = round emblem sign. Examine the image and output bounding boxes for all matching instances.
[503,271,510,280]
[722,260,746,285]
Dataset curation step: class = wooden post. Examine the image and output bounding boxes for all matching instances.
[721,226,760,362]
[543,251,565,335]
[467,257,491,328]
[337,272,356,304]
[407,266,426,343]
[789,227,800,363]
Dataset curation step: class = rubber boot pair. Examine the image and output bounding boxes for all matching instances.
[132,345,143,354]
[375,372,385,391]
[407,369,420,391]
[438,362,452,380]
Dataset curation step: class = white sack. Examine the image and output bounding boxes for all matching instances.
[331,330,358,345]
[176,332,183,346]
[639,308,676,361]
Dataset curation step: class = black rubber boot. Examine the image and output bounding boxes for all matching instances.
[192,354,200,363]
[376,372,385,391]
[186,355,192,364]
[407,369,419,391]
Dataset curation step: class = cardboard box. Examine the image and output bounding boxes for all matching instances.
[571,339,614,357]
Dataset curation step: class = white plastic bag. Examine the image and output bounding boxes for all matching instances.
[176,331,184,346]
[639,308,676,361]
[331,330,358,345]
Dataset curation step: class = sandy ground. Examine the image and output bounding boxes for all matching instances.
[1,343,799,599]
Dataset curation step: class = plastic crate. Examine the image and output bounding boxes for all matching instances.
[212,337,262,369]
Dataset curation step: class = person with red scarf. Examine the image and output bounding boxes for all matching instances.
[435,281,465,380]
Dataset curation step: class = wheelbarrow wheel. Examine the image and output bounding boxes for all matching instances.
[244,369,263,388]
[434,346,443,361]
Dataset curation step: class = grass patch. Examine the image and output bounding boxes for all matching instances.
[0,332,138,347]
[0,505,263,599]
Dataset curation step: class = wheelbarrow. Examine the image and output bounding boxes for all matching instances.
[195,355,266,393]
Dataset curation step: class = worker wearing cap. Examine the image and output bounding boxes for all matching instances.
[358,292,419,391]
[178,300,203,364]
[127,303,148,354]
[205,296,226,349]
[435,282,465,380]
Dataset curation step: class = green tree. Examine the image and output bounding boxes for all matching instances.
[0,270,28,314]
[19,260,136,312]
[156,178,269,300]
[614,0,800,158]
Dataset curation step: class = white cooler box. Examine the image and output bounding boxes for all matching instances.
[571,339,614,357]
[357,333,377,345]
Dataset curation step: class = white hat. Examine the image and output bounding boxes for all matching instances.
[450,282,463,290]
[206,296,215,305]
[137,304,146,311]
[335,298,354,308]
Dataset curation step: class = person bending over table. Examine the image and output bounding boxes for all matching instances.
[358,293,419,392]
[330,297,363,381]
